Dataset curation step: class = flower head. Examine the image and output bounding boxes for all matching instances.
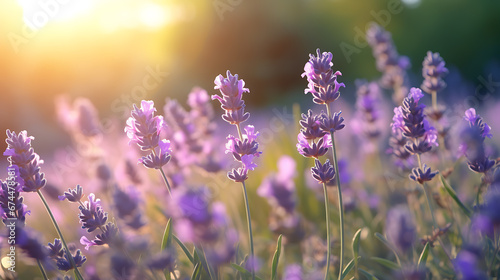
[409,164,438,184]
[302,49,345,104]
[385,205,416,253]
[311,159,336,185]
[421,51,448,93]
[212,71,250,125]
[4,130,46,192]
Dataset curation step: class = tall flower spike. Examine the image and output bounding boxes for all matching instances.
[4,130,46,192]
[421,51,448,94]
[302,49,345,105]
[213,71,258,279]
[125,100,172,170]
[212,70,250,125]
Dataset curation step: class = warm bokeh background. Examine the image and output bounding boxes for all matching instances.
[1,0,500,153]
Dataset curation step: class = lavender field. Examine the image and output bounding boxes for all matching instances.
[1,1,500,279]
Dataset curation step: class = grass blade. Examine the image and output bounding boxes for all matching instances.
[341,257,360,279]
[190,263,202,280]
[358,268,380,280]
[173,235,195,265]
[418,242,430,267]
[371,257,400,270]
[161,218,173,251]
[440,175,472,218]
[271,234,283,280]
[352,228,362,275]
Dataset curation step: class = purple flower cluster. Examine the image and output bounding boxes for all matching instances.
[169,187,237,266]
[298,49,345,185]
[212,71,261,183]
[391,88,438,183]
[460,108,495,174]
[421,51,449,94]
[301,49,345,105]
[0,167,30,225]
[112,186,145,229]
[258,156,305,243]
[47,238,87,271]
[366,23,410,103]
[385,205,416,253]
[125,100,171,169]
[4,130,46,192]
[59,185,119,250]
[353,80,383,140]
[453,246,488,280]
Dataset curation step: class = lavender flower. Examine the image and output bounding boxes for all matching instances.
[421,51,449,94]
[454,246,487,280]
[113,186,145,229]
[212,71,262,183]
[385,205,416,253]
[58,184,84,202]
[79,193,108,233]
[169,188,237,267]
[4,130,46,192]
[257,156,297,212]
[47,239,64,258]
[125,100,171,169]
[212,70,250,125]
[15,223,51,265]
[391,88,438,154]
[302,49,345,105]
[461,108,495,174]
[366,22,410,103]
[145,249,175,271]
[0,174,29,225]
[409,164,438,184]
[311,159,336,185]
[353,80,383,140]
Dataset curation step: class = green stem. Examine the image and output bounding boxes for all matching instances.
[325,103,344,280]
[151,149,172,197]
[331,133,345,280]
[37,259,48,280]
[241,181,255,280]
[159,167,172,197]
[37,190,84,280]
[322,182,331,280]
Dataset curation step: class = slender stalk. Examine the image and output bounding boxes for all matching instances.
[37,190,84,280]
[151,149,172,197]
[241,181,255,280]
[331,133,345,280]
[325,103,345,280]
[37,259,48,280]
[158,167,172,197]
[322,182,331,280]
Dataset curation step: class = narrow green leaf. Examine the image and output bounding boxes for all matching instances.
[190,263,202,280]
[341,257,360,279]
[418,243,430,267]
[374,233,393,251]
[352,228,362,272]
[161,218,173,251]
[440,175,472,218]
[195,246,215,280]
[173,235,195,264]
[371,257,400,270]
[358,268,380,280]
[271,234,283,280]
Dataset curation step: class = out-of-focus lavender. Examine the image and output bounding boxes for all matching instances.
[366,22,410,104]
[385,205,416,253]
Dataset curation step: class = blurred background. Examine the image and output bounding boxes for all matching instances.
[1,0,500,154]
